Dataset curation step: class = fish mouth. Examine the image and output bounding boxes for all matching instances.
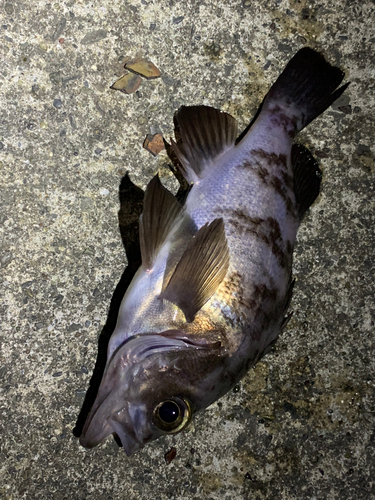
[79,382,145,455]
[108,416,142,456]
[80,404,142,456]
[79,419,112,449]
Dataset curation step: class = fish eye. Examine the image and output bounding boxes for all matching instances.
[153,397,192,433]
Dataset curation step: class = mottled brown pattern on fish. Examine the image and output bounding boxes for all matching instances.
[244,282,278,314]
[243,282,281,339]
[260,167,270,184]
[267,216,282,241]
[225,209,263,232]
[253,283,278,302]
[269,175,295,214]
[237,150,296,217]
[217,272,245,322]
[218,263,288,344]
[251,149,287,168]
[216,266,282,340]
[268,105,298,138]
[214,208,288,268]
[281,170,294,191]
[217,271,246,323]
[217,271,242,311]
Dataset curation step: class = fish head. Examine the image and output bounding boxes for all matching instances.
[80,332,228,455]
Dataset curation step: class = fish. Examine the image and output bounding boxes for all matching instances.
[79,47,348,455]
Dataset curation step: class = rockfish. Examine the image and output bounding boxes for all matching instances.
[79,48,348,455]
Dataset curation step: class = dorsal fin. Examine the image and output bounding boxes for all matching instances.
[171,105,238,183]
[291,144,322,220]
[161,218,229,322]
[139,175,187,271]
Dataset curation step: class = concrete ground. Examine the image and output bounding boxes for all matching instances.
[0,0,374,499]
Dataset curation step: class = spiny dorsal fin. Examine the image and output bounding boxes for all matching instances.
[139,175,187,271]
[292,144,322,220]
[171,105,238,183]
[161,218,229,322]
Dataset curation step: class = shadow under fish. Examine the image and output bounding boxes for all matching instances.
[74,175,144,438]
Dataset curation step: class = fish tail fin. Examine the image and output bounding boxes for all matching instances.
[262,47,349,136]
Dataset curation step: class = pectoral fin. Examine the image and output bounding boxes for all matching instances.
[161,218,229,322]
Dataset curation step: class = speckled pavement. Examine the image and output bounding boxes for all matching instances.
[1,1,374,499]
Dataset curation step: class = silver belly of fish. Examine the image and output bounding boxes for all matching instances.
[79,47,348,456]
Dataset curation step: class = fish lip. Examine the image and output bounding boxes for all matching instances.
[79,419,112,449]
[79,395,143,455]
[108,416,142,456]
[79,388,115,449]
[79,406,141,455]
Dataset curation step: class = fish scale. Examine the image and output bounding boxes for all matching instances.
[79,48,348,456]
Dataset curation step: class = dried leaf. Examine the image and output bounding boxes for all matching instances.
[164,447,177,465]
[110,73,142,94]
[143,133,165,156]
[125,58,161,79]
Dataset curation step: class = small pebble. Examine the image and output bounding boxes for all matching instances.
[173,16,184,24]
[99,188,109,196]
[338,105,352,114]
[53,99,63,109]
[81,29,107,45]
[21,281,34,288]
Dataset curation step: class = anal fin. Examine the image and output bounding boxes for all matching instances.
[161,218,229,322]
[280,277,295,331]
[292,144,322,220]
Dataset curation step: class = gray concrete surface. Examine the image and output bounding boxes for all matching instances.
[1,0,374,499]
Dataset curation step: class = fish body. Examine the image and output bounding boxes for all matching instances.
[79,48,347,455]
